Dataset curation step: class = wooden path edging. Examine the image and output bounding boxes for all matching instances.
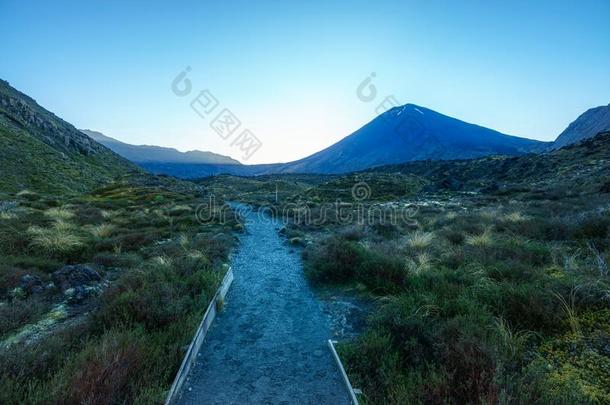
[165,267,234,404]
[328,339,361,405]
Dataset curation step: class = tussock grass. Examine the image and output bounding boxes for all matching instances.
[554,289,580,336]
[100,210,114,219]
[406,252,432,274]
[407,230,435,249]
[493,317,536,359]
[465,229,494,247]
[88,223,115,239]
[27,223,84,255]
[503,212,529,223]
[1,181,236,404]
[44,207,75,221]
[151,255,173,269]
[177,234,190,251]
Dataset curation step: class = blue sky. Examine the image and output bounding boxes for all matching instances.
[1,0,609,163]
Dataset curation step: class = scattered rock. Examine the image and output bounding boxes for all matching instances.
[19,274,45,295]
[64,285,102,304]
[51,265,101,292]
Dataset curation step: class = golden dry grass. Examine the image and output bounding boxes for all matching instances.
[465,229,494,247]
[44,207,75,221]
[27,223,84,254]
[407,230,435,249]
[88,223,116,239]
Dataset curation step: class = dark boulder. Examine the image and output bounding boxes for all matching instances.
[19,274,45,295]
[51,265,101,292]
[64,285,101,304]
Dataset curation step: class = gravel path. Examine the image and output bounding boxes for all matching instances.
[178,208,351,404]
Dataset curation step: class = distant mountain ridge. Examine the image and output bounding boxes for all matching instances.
[271,104,547,174]
[0,80,137,193]
[140,104,548,178]
[81,129,240,165]
[552,103,610,149]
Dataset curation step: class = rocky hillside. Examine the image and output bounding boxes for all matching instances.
[552,103,610,149]
[370,131,610,194]
[0,80,138,194]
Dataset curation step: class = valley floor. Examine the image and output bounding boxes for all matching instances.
[2,133,610,404]
[198,136,610,404]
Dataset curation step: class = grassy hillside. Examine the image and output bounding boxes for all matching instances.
[0,175,237,403]
[0,81,242,403]
[0,80,138,194]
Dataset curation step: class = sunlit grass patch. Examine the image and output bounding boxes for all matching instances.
[27,222,84,255]
[407,230,435,249]
[44,207,75,221]
[177,234,190,251]
[87,223,116,239]
[406,252,432,274]
[503,211,529,223]
[16,189,38,200]
[465,229,494,247]
[150,255,173,269]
